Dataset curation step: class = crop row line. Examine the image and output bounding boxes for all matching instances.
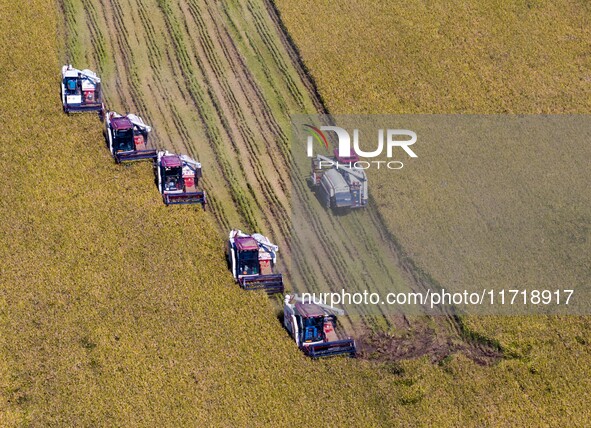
[185,0,292,240]
[246,0,306,111]
[80,0,108,72]
[157,0,260,230]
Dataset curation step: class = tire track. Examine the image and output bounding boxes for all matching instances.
[157,0,262,230]
[246,0,306,111]
[184,1,292,236]
[80,0,107,73]
[102,0,144,113]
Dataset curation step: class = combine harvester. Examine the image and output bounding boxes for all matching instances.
[156,150,206,208]
[310,149,368,210]
[60,65,104,115]
[226,229,284,294]
[284,294,356,358]
[105,111,156,163]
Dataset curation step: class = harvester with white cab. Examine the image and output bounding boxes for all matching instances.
[105,111,156,163]
[156,150,206,208]
[284,294,356,358]
[61,65,104,115]
[226,229,284,294]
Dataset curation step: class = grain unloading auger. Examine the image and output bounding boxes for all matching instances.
[60,65,104,115]
[284,294,356,358]
[226,229,284,294]
[105,111,157,163]
[156,151,206,208]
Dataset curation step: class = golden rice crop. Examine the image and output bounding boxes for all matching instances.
[0,1,555,426]
[2,0,590,426]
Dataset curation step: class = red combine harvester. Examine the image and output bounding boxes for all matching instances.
[60,65,104,115]
[105,111,156,163]
[284,294,356,358]
[156,150,206,208]
[226,229,284,294]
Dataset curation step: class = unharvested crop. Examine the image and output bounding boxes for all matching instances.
[273,0,591,424]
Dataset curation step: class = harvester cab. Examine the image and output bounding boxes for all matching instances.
[227,229,284,294]
[283,294,356,358]
[61,65,104,115]
[310,154,368,210]
[106,111,157,163]
[333,147,359,164]
[156,150,206,208]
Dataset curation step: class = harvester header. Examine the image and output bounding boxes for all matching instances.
[156,150,206,208]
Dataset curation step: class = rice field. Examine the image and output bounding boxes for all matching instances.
[0,1,411,425]
[274,0,591,423]
[56,0,487,345]
[2,0,591,425]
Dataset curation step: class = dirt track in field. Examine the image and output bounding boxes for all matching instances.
[59,0,501,363]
